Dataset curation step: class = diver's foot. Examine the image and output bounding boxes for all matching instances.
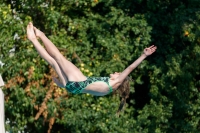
[33,27,44,38]
[26,22,37,41]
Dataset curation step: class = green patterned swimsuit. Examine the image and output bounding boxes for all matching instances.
[65,77,113,94]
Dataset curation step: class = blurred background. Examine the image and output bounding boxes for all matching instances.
[0,0,200,132]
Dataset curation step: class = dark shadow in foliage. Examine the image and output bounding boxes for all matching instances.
[129,75,150,110]
[141,0,200,132]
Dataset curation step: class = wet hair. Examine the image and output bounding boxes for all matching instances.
[115,77,132,116]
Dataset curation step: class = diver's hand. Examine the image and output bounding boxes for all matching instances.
[143,45,157,56]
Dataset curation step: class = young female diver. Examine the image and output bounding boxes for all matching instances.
[27,22,157,114]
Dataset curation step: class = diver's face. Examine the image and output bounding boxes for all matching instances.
[110,72,121,79]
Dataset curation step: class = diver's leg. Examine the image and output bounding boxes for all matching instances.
[27,22,67,86]
[33,26,86,81]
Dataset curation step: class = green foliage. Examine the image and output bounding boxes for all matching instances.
[1,0,200,132]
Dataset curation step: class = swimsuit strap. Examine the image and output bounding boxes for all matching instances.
[107,84,113,94]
